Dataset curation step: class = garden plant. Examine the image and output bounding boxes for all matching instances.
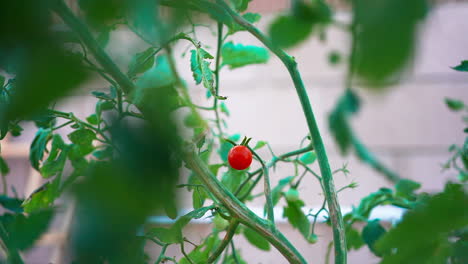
[0,0,466,264]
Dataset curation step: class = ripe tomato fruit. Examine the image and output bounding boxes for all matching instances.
[228,145,252,170]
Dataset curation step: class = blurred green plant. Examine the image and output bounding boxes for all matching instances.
[0,1,465,264]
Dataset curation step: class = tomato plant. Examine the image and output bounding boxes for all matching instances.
[0,0,466,264]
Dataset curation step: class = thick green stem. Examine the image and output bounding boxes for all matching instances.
[217,1,347,263]
[51,1,306,263]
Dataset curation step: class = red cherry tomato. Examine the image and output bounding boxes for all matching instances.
[228,145,252,170]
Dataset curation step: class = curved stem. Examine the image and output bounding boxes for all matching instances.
[248,146,274,224]
[214,22,224,136]
[207,220,240,263]
[217,1,347,263]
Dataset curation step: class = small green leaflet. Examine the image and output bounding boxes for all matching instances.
[444,98,465,112]
[395,179,421,199]
[40,135,68,178]
[299,151,317,164]
[452,60,468,72]
[265,176,294,216]
[0,156,9,175]
[221,42,269,69]
[190,48,226,100]
[127,47,156,77]
[230,0,252,12]
[179,234,220,264]
[0,195,23,213]
[220,102,230,116]
[253,140,267,150]
[243,226,271,251]
[346,225,365,250]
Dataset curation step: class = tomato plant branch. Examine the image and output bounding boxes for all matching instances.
[51,1,306,263]
[248,146,275,224]
[207,220,240,263]
[217,1,347,263]
[213,22,224,136]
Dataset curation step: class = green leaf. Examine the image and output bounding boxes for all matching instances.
[265,176,294,216]
[354,188,394,219]
[92,146,113,160]
[362,220,386,256]
[29,128,52,170]
[352,0,428,86]
[345,225,365,250]
[220,102,230,116]
[269,15,313,49]
[329,90,360,154]
[253,140,267,150]
[179,234,220,264]
[395,179,421,199]
[148,227,180,244]
[452,60,468,72]
[68,128,96,146]
[91,91,113,101]
[228,12,261,35]
[190,48,222,99]
[127,47,155,77]
[221,42,269,69]
[221,168,247,193]
[184,112,204,128]
[243,226,271,251]
[0,195,23,213]
[283,200,310,239]
[0,156,9,175]
[299,151,317,164]
[22,179,61,213]
[86,114,99,125]
[40,134,67,178]
[0,209,54,250]
[230,0,251,12]
[445,98,465,112]
[376,183,468,263]
[192,187,207,209]
[292,0,332,24]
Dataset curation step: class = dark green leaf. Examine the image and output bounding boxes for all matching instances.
[230,0,251,12]
[395,179,421,199]
[222,42,269,69]
[0,209,54,250]
[148,227,180,244]
[0,196,23,213]
[452,60,468,72]
[68,128,96,146]
[86,114,99,125]
[283,200,310,239]
[292,0,332,24]
[299,151,317,164]
[243,226,271,251]
[445,98,465,112]
[376,183,468,263]
[29,128,52,170]
[0,156,9,175]
[269,15,313,49]
[346,225,365,250]
[127,47,155,77]
[362,219,386,256]
[329,90,360,154]
[91,91,113,101]
[92,146,113,160]
[352,0,428,86]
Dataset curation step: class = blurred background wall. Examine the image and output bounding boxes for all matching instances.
[2,0,468,263]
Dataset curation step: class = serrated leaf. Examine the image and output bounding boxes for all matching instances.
[127,47,155,77]
[445,98,465,111]
[0,209,54,250]
[452,60,468,72]
[283,200,310,240]
[299,151,317,164]
[221,42,269,69]
[269,15,313,49]
[243,227,271,251]
[362,220,386,256]
[29,128,52,170]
